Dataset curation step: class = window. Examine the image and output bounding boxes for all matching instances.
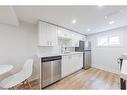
[97,36,108,46]
[109,36,120,45]
[97,32,122,47]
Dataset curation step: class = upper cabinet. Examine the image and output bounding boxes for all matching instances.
[38,21,58,46]
[38,21,85,47]
[71,32,84,47]
[58,27,85,47]
[57,27,72,40]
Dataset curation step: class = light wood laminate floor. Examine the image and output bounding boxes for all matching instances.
[17,79,40,90]
[44,68,120,90]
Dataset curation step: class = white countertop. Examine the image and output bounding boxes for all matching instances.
[61,52,83,56]
[37,53,60,58]
[37,52,83,58]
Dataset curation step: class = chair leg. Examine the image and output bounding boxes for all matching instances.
[26,79,32,88]
[22,81,26,88]
[9,87,15,90]
[12,87,15,90]
[8,88,11,90]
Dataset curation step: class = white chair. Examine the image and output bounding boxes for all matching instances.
[0,59,33,89]
[120,59,127,89]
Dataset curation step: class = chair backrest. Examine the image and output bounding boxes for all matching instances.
[20,59,33,79]
[121,59,127,75]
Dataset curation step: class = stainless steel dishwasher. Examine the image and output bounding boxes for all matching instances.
[41,56,62,88]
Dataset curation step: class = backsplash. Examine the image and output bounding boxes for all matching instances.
[58,39,75,53]
[37,46,60,56]
[37,39,76,56]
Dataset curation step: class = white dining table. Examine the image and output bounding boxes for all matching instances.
[0,65,13,75]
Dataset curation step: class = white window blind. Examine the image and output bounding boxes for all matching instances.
[96,32,122,47]
[97,36,108,46]
[109,36,120,45]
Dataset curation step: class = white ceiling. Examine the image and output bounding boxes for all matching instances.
[0,6,19,26]
[1,6,127,35]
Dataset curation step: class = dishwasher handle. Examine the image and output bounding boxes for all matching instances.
[41,56,62,62]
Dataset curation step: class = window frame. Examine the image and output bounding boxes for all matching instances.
[96,32,123,48]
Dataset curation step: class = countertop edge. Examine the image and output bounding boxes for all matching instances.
[37,52,83,58]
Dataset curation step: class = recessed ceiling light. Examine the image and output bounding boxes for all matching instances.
[105,16,108,19]
[72,20,76,24]
[87,28,91,31]
[72,34,74,36]
[97,4,104,7]
[109,21,115,25]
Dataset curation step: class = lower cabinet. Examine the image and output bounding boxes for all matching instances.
[62,53,83,78]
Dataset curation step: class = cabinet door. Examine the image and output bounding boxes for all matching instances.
[70,54,78,73]
[47,23,58,46]
[76,53,83,70]
[38,21,49,46]
[38,21,58,46]
[78,34,85,41]
[71,37,79,47]
[57,27,71,39]
[67,54,78,74]
[57,28,66,38]
[72,34,85,47]
[71,33,80,47]
[57,27,63,38]
[62,54,83,78]
[62,55,72,78]
[70,54,83,73]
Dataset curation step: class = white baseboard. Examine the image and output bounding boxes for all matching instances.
[91,65,119,74]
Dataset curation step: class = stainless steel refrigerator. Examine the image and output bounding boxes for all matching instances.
[75,41,91,69]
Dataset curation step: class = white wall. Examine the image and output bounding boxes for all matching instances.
[0,21,40,83]
[87,26,127,74]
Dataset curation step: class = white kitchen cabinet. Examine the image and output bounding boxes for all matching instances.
[78,34,85,41]
[57,27,72,40]
[70,53,83,73]
[62,53,83,78]
[38,21,58,46]
[58,27,85,47]
[70,33,84,47]
[61,55,71,78]
[71,34,80,47]
[38,21,85,47]
[74,53,83,70]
